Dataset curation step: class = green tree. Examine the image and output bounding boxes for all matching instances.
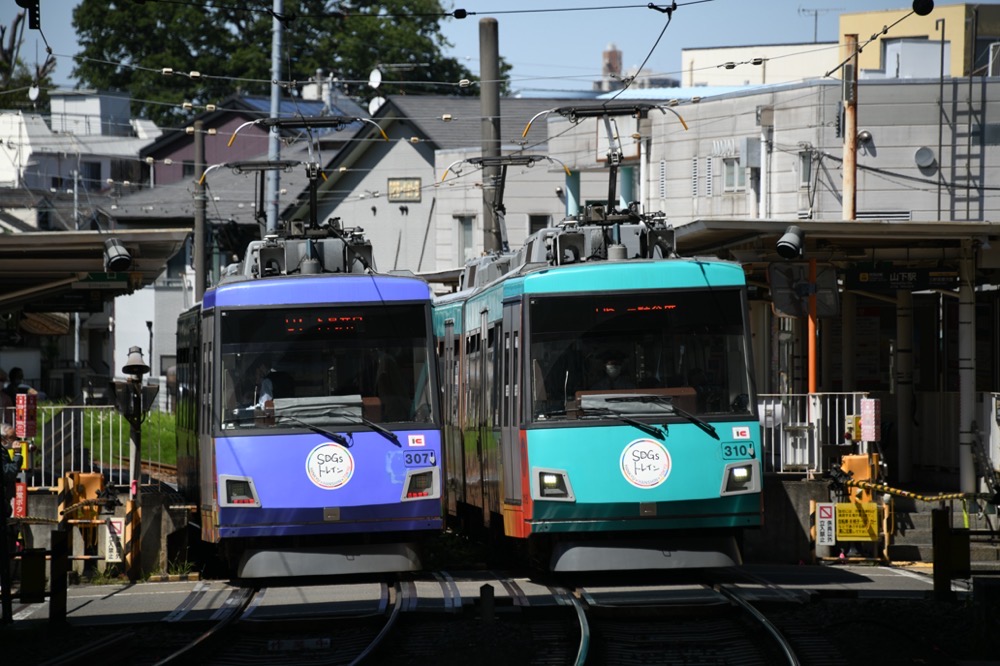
[72,0,501,127]
[0,12,56,110]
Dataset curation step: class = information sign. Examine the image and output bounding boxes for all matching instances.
[106,517,125,563]
[835,502,879,541]
[816,502,835,546]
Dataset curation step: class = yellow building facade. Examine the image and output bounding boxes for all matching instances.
[840,3,1000,78]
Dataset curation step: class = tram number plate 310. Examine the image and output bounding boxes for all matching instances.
[404,451,436,467]
[721,442,755,460]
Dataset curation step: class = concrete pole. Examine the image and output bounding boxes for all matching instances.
[194,120,206,302]
[958,245,976,492]
[895,289,913,483]
[841,291,856,390]
[759,124,771,218]
[842,35,859,221]
[639,139,649,214]
[480,18,501,253]
[265,0,283,234]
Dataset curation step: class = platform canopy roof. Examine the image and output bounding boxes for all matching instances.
[673,218,1000,285]
[0,229,190,314]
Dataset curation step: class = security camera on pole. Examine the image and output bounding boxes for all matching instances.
[109,347,159,581]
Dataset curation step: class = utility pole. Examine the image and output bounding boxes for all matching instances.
[842,34,858,222]
[480,18,501,254]
[194,120,206,302]
[798,7,844,43]
[265,0,283,234]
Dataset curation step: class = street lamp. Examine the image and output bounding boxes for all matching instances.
[109,346,159,580]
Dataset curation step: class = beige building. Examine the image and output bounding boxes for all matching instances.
[840,3,1000,77]
[681,43,840,87]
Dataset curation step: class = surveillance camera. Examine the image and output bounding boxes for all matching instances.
[776,225,804,259]
[857,130,872,144]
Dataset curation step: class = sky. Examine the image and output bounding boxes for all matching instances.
[2,0,943,94]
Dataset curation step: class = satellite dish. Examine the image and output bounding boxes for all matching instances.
[28,86,39,101]
[368,68,382,89]
[368,96,386,116]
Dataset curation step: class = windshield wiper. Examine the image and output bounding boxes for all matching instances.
[580,406,665,440]
[607,395,719,440]
[323,409,402,448]
[276,415,353,448]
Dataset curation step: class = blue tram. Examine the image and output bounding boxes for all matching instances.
[433,210,761,571]
[176,228,443,577]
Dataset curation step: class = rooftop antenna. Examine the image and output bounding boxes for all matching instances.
[798,6,844,43]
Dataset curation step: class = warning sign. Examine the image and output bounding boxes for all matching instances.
[816,502,835,546]
[106,517,125,563]
[836,502,879,541]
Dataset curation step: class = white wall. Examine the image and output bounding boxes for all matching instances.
[112,287,155,381]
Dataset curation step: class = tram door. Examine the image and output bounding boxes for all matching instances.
[500,301,521,508]
[442,320,460,517]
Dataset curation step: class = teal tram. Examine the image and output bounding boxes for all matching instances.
[433,207,762,571]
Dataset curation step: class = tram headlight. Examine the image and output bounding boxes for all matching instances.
[220,475,261,507]
[723,463,755,494]
[533,468,575,501]
[401,467,440,501]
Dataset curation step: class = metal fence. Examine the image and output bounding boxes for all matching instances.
[5,405,173,488]
[758,392,868,475]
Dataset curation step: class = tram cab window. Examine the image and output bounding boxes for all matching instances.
[218,304,435,430]
[527,289,752,422]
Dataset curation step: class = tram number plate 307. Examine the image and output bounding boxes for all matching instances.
[721,442,755,460]
[404,451,436,467]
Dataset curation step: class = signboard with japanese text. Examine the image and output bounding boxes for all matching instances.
[387,177,421,202]
[15,393,36,438]
[13,482,27,518]
[106,517,125,563]
[860,398,881,442]
[835,501,879,541]
[844,268,956,291]
[816,502,835,546]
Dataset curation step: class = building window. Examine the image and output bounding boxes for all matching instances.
[658,160,666,199]
[80,162,101,191]
[182,161,195,178]
[456,215,476,262]
[799,151,812,190]
[528,214,550,234]
[723,157,745,192]
[691,157,698,197]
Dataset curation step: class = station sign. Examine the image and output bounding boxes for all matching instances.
[71,272,130,289]
[844,268,956,291]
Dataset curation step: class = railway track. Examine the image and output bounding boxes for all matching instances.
[23,568,946,665]
[573,583,801,665]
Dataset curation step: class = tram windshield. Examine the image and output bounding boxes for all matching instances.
[527,289,753,422]
[218,303,435,430]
